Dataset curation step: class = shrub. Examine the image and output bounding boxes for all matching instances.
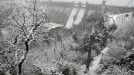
[102,65,134,75]
[24,60,78,75]
[86,11,102,22]
[66,50,87,64]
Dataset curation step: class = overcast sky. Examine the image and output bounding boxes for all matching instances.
[52,0,134,6]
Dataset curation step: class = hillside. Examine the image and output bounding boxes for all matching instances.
[0,1,134,75]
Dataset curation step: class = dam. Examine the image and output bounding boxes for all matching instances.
[41,1,134,29]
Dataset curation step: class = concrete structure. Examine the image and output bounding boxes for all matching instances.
[42,1,134,29]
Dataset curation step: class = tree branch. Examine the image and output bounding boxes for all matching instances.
[0,51,5,55]
[11,16,21,27]
[21,12,28,39]
[13,36,18,44]
[37,14,46,25]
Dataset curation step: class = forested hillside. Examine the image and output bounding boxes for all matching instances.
[0,0,134,75]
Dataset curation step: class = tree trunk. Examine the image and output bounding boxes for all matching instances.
[86,48,91,70]
[16,64,22,75]
[16,41,29,75]
[84,33,95,73]
[85,41,92,73]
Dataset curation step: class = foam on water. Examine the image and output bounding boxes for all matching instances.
[89,47,109,75]
[89,53,102,75]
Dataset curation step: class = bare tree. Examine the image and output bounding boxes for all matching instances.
[1,0,63,75]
